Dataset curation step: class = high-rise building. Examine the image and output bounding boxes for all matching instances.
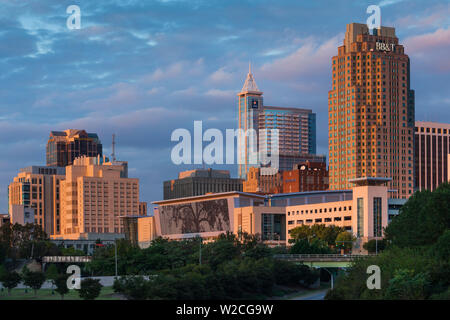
[8,166,65,235]
[57,156,139,238]
[414,121,450,191]
[237,66,317,179]
[163,168,243,200]
[328,23,415,198]
[46,129,103,167]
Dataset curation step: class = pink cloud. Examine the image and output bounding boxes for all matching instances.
[404,28,450,72]
[259,34,342,81]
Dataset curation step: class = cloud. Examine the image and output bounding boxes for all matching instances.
[259,35,342,81]
[204,89,235,98]
[0,0,449,213]
[404,28,450,72]
[209,67,233,83]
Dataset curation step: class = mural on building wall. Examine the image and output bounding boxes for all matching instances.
[159,199,230,235]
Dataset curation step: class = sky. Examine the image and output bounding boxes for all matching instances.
[0,0,449,213]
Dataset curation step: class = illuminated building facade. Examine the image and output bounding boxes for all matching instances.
[328,23,415,199]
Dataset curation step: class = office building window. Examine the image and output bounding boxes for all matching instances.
[357,198,364,237]
[373,197,382,237]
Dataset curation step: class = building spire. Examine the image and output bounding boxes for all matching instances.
[240,62,261,94]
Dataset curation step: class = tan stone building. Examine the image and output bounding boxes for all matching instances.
[328,23,415,199]
[55,156,139,239]
[8,166,65,235]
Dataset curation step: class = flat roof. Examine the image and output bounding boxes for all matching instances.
[152,191,266,205]
[349,177,391,186]
[268,189,351,199]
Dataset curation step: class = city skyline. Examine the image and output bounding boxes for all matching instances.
[1,0,449,212]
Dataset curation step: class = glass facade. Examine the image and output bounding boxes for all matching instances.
[261,213,285,241]
[357,197,364,237]
[373,197,382,237]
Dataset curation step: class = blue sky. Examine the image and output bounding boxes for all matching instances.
[0,0,449,213]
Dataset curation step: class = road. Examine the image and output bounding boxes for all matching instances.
[290,289,328,300]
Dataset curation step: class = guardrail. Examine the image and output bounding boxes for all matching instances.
[273,254,376,260]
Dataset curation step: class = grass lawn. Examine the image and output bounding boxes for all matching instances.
[0,286,122,300]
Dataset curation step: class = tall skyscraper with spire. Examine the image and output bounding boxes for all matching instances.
[328,23,415,199]
[237,65,320,179]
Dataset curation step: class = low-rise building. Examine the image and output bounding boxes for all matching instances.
[282,161,329,193]
[121,216,157,249]
[152,177,391,247]
[0,214,9,227]
[243,167,282,194]
[163,168,243,200]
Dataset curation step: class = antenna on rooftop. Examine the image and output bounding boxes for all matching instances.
[111,133,116,161]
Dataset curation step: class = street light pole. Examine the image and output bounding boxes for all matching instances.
[199,238,202,265]
[114,239,118,278]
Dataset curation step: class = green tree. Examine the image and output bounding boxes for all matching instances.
[78,278,103,300]
[290,238,332,254]
[363,239,387,253]
[113,276,148,300]
[23,271,46,297]
[335,231,355,252]
[45,264,59,287]
[431,229,450,261]
[54,274,69,300]
[0,271,21,295]
[384,183,450,248]
[384,269,430,300]
[288,225,312,242]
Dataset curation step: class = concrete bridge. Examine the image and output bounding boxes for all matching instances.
[273,254,375,268]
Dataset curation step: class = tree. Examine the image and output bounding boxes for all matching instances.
[0,222,49,261]
[113,276,148,300]
[23,271,46,297]
[363,239,387,253]
[288,225,312,243]
[45,264,59,291]
[290,238,332,254]
[78,278,103,300]
[0,271,21,295]
[384,183,450,248]
[288,224,346,246]
[384,269,430,300]
[335,231,355,252]
[54,274,69,300]
[431,229,450,261]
